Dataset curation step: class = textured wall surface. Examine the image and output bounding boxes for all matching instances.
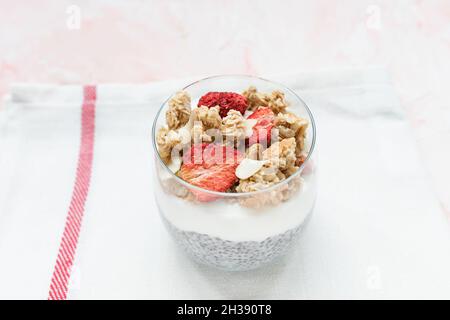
[0,0,449,216]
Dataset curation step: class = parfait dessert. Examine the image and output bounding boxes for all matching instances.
[153,76,317,271]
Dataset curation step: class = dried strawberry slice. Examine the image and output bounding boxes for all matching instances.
[198,92,248,117]
[178,143,242,201]
[247,107,275,146]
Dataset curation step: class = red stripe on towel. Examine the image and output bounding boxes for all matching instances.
[48,85,96,300]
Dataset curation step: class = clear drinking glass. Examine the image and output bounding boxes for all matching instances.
[152,75,317,271]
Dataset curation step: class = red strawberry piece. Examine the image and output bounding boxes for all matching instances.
[247,107,275,146]
[198,92,248,117]
[178,143,243,202]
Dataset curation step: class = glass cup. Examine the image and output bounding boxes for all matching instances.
[152,75,317,271]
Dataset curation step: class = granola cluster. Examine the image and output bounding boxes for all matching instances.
[156,86,310,208]
[156,127,182,164]
[242,86,289,114]
[192,105,222,130]
[274,112,308,155]
[221,110,248,142]
[246,143,264,160]
[191,105,222,142]
[166,91,191,130]
[236,138,298,193]
[237,175,303,209]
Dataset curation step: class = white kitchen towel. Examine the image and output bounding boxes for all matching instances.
[1,68,450,299]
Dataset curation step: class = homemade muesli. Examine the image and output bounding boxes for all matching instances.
[156,87,309,207]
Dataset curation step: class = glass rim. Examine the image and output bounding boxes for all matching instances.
[151,74,317,197]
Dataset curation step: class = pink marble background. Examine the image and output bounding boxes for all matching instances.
[0,0,449,216]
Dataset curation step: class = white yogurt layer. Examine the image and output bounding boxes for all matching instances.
[156,171,317,242]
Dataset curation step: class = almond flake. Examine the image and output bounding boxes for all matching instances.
[243,119,257,137]
[167,154,182,173]
[235,158,268,180]
[177,126,191,145]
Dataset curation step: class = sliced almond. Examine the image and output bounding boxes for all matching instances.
[166,129,180,143]
[243,119,257,138]
[244,110,253,118]
[167,154,182,173]
[235,158,268,180]
[177,126,191,145]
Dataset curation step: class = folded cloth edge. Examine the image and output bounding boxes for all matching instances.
[6,66,391,105]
